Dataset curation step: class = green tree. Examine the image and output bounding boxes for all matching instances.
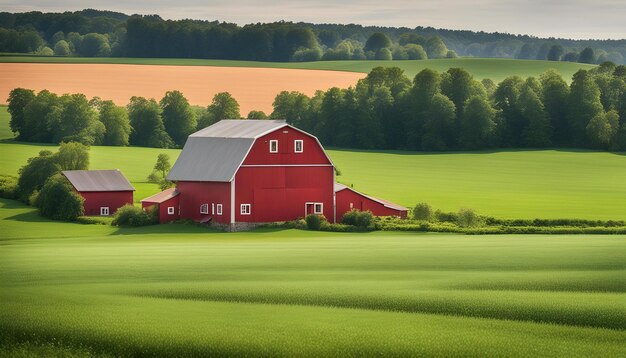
[441,68,482,118]
[51,93,105,145]
[128,97,173,148]
[153,153,172,179]
[494,76,525,147]
[364,32,391,53]
[406,69,441,149]
[355,87,390,149]
[22,90,59,142]
[460,96,496,149]
[160,90,197,146]
[425,36,448,58]
[375,48,392,60]
[540,70,570,145]
[404,44,427,60]
[547,45,564,61]
[98,100,131,146]
[568,70,604,145]
[7,88,35,139]
[35,174,84,221]
[54,142,90,170]
[80,33,111,56]
[53,40,71,56]
[421,94,456,151]
[199,92,241,128]
[578,47,596,64]
[586,110,619,149]
[520,85,551,147]
[247,110,268,119]
[271,91,310,127]
[17,150,60,202]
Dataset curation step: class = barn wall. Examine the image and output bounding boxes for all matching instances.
[177,181,231,224]
[235,166,334,223]
[335,189,406,221]
[142,195,180,223]
[242,127,331,165]
[80,191,134,216]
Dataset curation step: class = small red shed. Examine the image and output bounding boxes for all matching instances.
[140,188,180,223]
[335,183,408,220]
[62,170,134,216]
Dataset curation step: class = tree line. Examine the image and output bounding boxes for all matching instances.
[7,62,626,152]
[1,9,624,64]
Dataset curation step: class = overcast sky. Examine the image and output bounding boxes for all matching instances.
[2,0,625,40]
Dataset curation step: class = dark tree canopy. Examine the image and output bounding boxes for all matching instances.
[127,96,174,148]
[160,90,197,146]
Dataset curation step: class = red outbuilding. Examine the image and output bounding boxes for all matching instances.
[145,119,406,228]
[334,183,408,220]
[140,188,180,223]
[62,169,134,216]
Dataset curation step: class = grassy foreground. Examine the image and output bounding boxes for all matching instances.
[0,199,624,356]
[0,56,596,83]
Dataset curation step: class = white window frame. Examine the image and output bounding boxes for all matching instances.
[240,204,251,215]
[294,139,303,153]
[269,140,278,153]
[212,203,215,215]
[314,203,323,214]
[167,206,175,215]
[200,203,209,214]
[100,207,109,216]
[216,204,223,215]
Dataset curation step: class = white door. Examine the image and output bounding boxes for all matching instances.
[100,207,110,216]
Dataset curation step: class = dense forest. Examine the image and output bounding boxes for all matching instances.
[0,9,624,64]
[7,62,626,152]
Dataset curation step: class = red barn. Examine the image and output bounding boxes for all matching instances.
[140,188,180,223]
[335,183,408,220]
[148,119,406,228]
[62,170,134,216]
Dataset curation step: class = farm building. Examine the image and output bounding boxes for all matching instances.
[62,169,134,216]
[335,183,408,220]
[148,119,405,227]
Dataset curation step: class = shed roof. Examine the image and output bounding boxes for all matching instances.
[141,188,179,204]
[334,183,407,212]
[168,119,325,182]
[62,170,134,192]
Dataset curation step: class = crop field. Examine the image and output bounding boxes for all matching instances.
[0,57,595,113]
[0,199,624,356]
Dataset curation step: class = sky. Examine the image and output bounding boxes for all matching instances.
[2,0,625,40]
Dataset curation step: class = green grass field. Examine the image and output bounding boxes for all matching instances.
[0,55,596,83]
[0,199,624,356]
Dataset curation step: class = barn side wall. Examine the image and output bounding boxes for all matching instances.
[235,166,335,223]
[335,189,406,221]
[177,181,231,224]
[80,191,134,216]
[142,195,180,223]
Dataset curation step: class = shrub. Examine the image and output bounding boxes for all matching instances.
[35,174,84,221]
[412,203,433,221]
[435,209,458,223]
[457,208,481,227]
[0,175,18,199]
[342,209,374,229]
[305,214,327,230]
[112,205,157,227]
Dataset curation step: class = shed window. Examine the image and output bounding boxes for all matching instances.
[100,207,109,216]
[216,204,223,215]
[269,140,278,153]
[241,204,251,215]
[314,203,323,214]
[167,206,175,215]
[294,139,303,153]
[200,203,209,214]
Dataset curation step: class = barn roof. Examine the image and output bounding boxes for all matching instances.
[141,188,179,204]
[168,119,328,182]
[62,170,135,192]
[334,183,408,212]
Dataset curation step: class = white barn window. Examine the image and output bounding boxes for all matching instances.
[269,140,278,153]
[168,206,175,215]
[294,139,303,153]
[216,204,223,215]
[241,204,251,215]
[100,207,109,216]
[200,203,209,214]
[314,203,323,214]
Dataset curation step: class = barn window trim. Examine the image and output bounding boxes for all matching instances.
[216,204,223,215]
[241,204,251,215]
[294,139,303,153]
[167,206,175,215]
[100,207,110,216]
[200,203,209,214]
[314,203,323,214]
[269,140,278,153]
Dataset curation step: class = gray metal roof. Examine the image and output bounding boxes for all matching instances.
[191,119,288,138]
[62,170,135,192]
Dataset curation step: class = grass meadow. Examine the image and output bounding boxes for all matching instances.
[0,55,596,83]
[0,199,625,356]
[2,105,625,219]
